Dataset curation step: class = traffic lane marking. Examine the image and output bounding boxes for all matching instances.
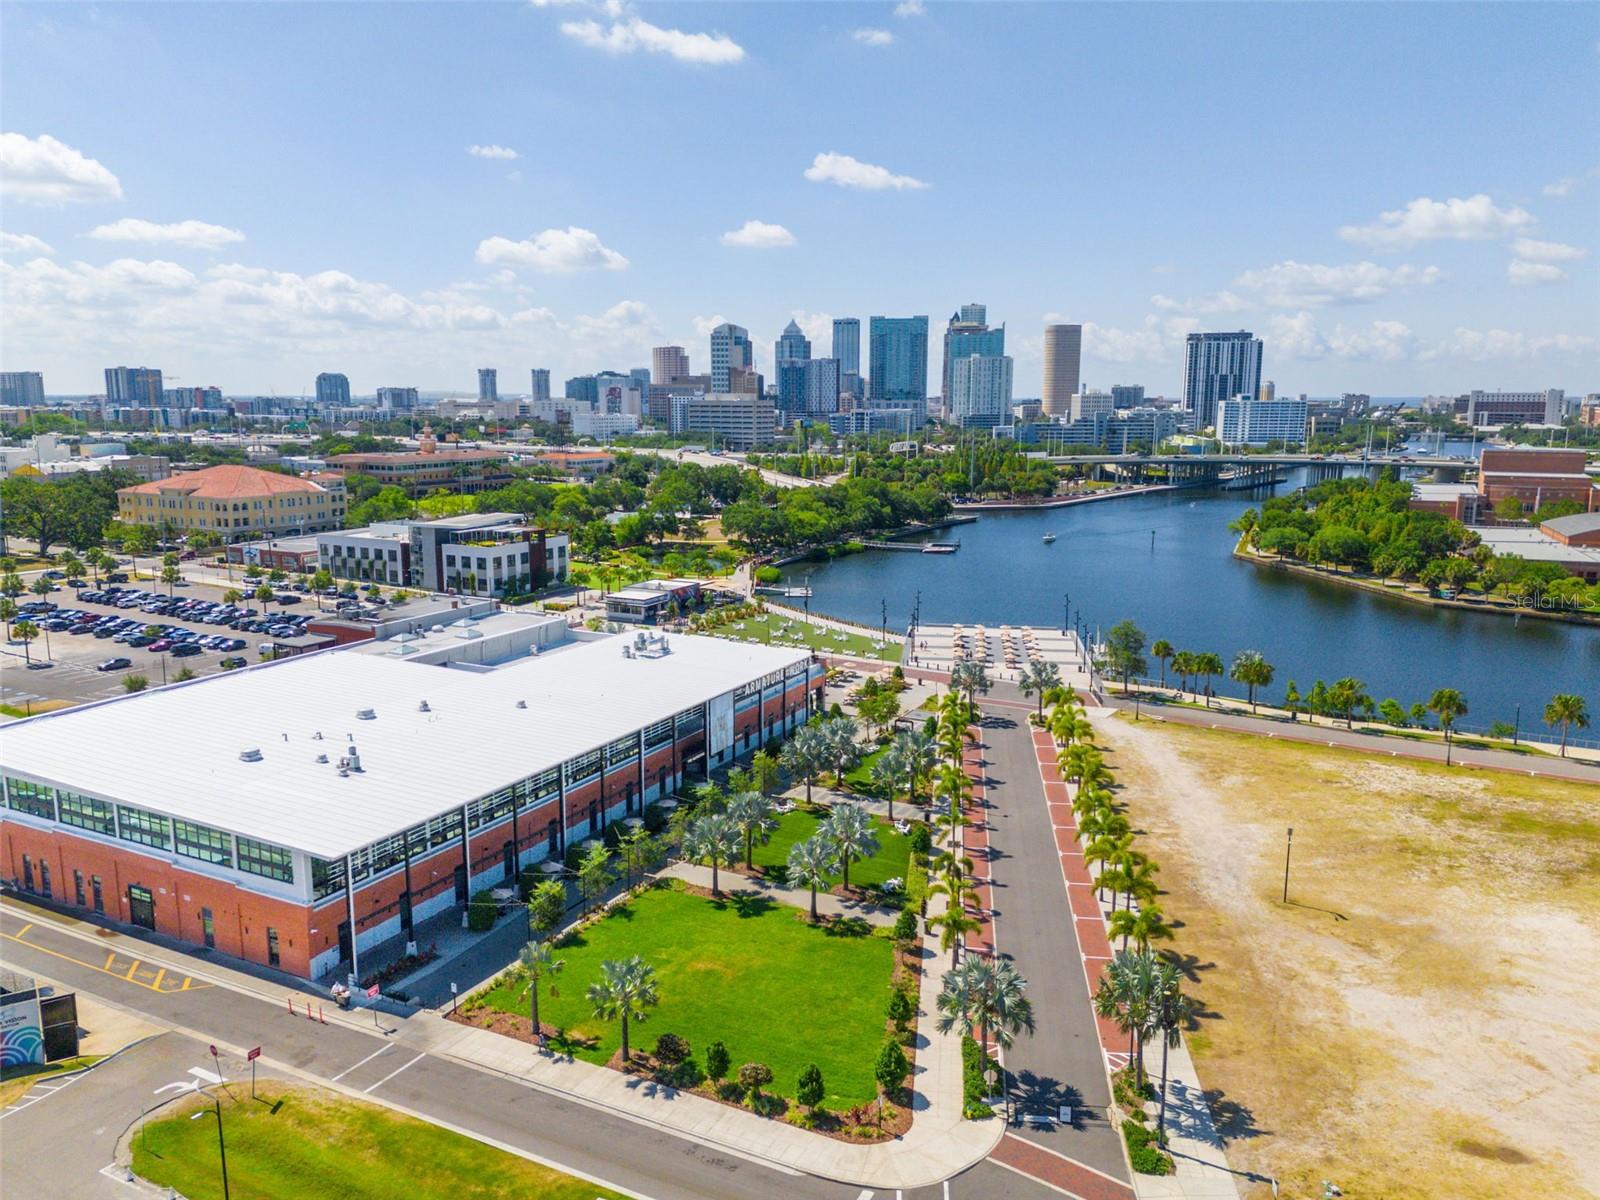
[363,1052,425,1093]
[0,924,211,994]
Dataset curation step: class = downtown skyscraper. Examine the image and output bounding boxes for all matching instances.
[941,304,1005,404]
[315,372,350,407]
[709,323,752,394]
[1182,331,1263,430]
[867,316,929,406]
[1041,324,1082,417]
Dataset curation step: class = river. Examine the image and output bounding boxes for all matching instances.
[787,475,1599,729]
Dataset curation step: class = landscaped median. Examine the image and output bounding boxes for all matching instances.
[129,1085,625,1200]
[453,878,924,1139]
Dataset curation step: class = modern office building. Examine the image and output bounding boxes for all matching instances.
[832,318,861,376]
[105,367,164,408]
[1024,407,1180,454]
[533,450,616,481]
[774,320,814,415]
[941,306,1005,406]
[1041,325,1082,417]
[1475,447,1598,513]
[376,387,420,414]
[318,512,569,594]
[529,369,551,405]
[0,372,45,407]
[947,354,1014,429]
[868,316,929,406]
[709,323,753,394]
[1182,332,1263,430]
[327,437,514,497]
[117,464,346,540]
[652,346,690,385]
[565,376,600,407]
[315,373,351,408]
[1215,395,1309,447]
[1,626,824,979]
[1454,389,1568,427]
[1070,390,1116,422]
[1111,384,1145,410]
[478,369,498,403]
[668,393,776,450]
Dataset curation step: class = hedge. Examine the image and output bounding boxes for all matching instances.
[961,1036,995,1119]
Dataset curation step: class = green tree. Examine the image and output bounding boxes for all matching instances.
[1328,677,1369,727]
[681,812,742,895]
[122,672,149,693]
[1151,639,1174,690]
[1377,698,1408,726]
[887,988,914,1033]
[746,749,780,797]
[1151,961,1199,1138]
[857,688,902,740]
[12,619,40,666]
[576,842,614,913]
[1282,680,1301,721]
[518,939,565,1046]
[779,726,827,803]
[892,727,938,809]
[618,825,658,887]
[1104,620,1148,691]
[824,802,880,891]
[1228,650,1274,711]
[874,1038,910,1115]
[934,956,1036,1062]
[1093,948,1161,1089]
[586,956,659,1065]
[1017,658,1063,720]
[160,563,181,595]
[726,791,778,869]
[949,659,991,707]
[704,1040,730,1084]
[1109,902,1174,952]
[1426,687,1468,765]
[0,596,15,637]
[1493,496,1525,523]
[1191,652,1225,707]
[526,880,565,936]
[796,1063,825,1112]
[1542,693,1591,758]
[785,834,838,922]
[737,1061,774,1104]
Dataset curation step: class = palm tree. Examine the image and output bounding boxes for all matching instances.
[1109,902,1173,952]
[0,597,16,638]
[820,716,862,786]
[1229,650,1274,712]
[824,802,879,891]
[518,939,565,1048]
[950,659,990,707]
[586,955,659,1065]
[1427,687,1468,765]
[747,748,780,796]
[786,834,838,921]
[932,764,972,846]
[1093,947,1161,1089]
[1017,659,1062,721]
[1192,652,1225,707]
[1151,960,1198,1137]
[892,727,937,810]
[869,748,904,822]
[927,904,984,968]
[780,727,827,803]
[13,619,39,667]
[1151,640,1174,690]
[1542,693,1590,758]
[725,791,778,870]
[1169,650,1195,698]
[681,813,742,895]
[935,955,1036,1060]
[1328,677,1369,728]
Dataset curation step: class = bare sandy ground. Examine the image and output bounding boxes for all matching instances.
[1096,712,1600,1200]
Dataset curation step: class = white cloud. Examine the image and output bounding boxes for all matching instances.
[720,219,795,249]
[894,0,925,15]
[1231,260,1443,306]
[1509,237,1588,264]
[1507,260,1567,286]
[1050,315,1196,365]
[468,144,519,160]
[1425,327,1595,361]
[1338,194,1533,248]
[572,299,657,341]
[804,151,929,191]
[475,227,629,273]
[88,218,246,250]
[853,28,894,45]
[1542,178,1576,198]
[0,232,54,257]
[560,16,744,64]
[1150,291,1248,315]
[1269,312,1416,361]
[691,314,729,340]
[0,132,123,205]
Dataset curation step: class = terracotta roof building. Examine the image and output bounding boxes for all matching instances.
[117,464,346,541]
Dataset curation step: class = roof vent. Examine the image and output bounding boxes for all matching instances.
[313,731,324,741]
[239,748,263,763]
[357,708,376,720]
[623,646,634,658]
[431,623,447,633]
[418,700,431,712]
[515,699,527,709]
[316,753,329,763]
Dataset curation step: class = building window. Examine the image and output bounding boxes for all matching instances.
[173,820,233,867]
[311,857,347,900]
[74,869,86,907]
[236,836,294,883]
[565,750,601,785]
[58,791,119,836]
[118,805,173,850]
[604,735,638,769]
[266,927,281,968]
[4,777,56,821]
[642,718,673,751]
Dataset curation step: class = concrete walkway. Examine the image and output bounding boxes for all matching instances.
[657,861,899,927]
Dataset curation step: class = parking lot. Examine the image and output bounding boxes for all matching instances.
[2,576,329,712]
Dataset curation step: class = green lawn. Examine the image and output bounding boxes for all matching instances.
[132,1089,623,1200]
[703,611,902,661]
[0,1055,103,1109]
[752,808,914,891]
[476,883,896,1108]
[842,744,891,794]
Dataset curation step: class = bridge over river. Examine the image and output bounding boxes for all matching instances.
[1039,452,1474,486]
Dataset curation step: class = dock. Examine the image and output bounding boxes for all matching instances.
[859,539,960,553]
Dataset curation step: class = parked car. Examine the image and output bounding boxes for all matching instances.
[170,643,203,658]
[105,572,129,583]
[97,657,132,671]
[219,656,247,669]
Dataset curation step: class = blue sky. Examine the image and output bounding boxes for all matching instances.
[2,1,1597,398]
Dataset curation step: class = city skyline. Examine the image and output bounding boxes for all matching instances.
[1,2,1597,396]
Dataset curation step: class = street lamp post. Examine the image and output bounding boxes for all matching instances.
[1282,827,1294,904]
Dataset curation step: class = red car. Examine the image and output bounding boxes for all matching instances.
[148,638,174,652]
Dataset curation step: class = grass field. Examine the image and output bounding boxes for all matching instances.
[0,1055,102,1108]
[132,1087,624,1200]
[1098,714,1600,1200]
[475,882,895,1107]
[704,611,902,661]
[752,807,913,891]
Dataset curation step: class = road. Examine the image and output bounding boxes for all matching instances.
[0,904,1060,1200]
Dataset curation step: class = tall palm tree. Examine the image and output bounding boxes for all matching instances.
[785,834,838,921]
[1427,687,1468,765]
[1151,640,1174,690]
[935,955,1036,1059]
[932,764,972,846]
[1109,902,1174,952]
[518,939,565,1047]
[1112,856,1157,914]
[1193,652,1225,707]
[1151,960,1198,1137]
[1542,693,1589,758]
[780,727,827,803]
[820,716,863,786]
[725,791,778,870]
[927,904,983,968]
[892,727,938,810]
[12,619,39,667]
[950,659,991,707]
[1093,948,1161,1089]
[1169,651,1195,698]
[586,955,659,1065]
[824,802,879,891]
[681,813,741,895]
[1229,650,1274,711]
[0,597,17,638]
[870,743,904,821]
[1018,659,1062,721]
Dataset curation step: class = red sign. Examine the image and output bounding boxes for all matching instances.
[208,1044,218,1057]
[247,1047,261,1062]
[366,984,380,999]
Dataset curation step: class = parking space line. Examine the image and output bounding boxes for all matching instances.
[0,926,210,993]
[330,1044,393,1083]
[363,1052,425,1093]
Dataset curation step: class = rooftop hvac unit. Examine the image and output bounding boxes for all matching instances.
[357,708,376,720]
[418,700,431,712]
[635,632,647,649]
[239,748,263,763]
[515,699,527,709]
[316,754,329,763]
[623,646,633,658]
[347,747,363,772]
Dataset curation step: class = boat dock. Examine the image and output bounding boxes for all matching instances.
[859,539,960,553]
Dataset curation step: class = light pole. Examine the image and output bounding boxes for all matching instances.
[1282,827,1294,904]
[1513,703,1520,747]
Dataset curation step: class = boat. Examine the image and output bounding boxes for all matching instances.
[1042,533,1057,544]
[921,543,957,555]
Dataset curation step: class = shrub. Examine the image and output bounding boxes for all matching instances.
[467,889,498,932]
[796,1063,825,1110]
[754,565,782,584]
[654,1032,690,1067]
[892,909,919,942]
[704,1040,730,1083]
[1123,1119,1173,1175]
[525,880,565,934]
[887,988,914,1031]
[738,1062,774,1100]
[874,1039,909,1101]
[961,1036,995,1119]
[908,823,933,855]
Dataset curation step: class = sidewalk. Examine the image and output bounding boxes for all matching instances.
[657,861,899,926]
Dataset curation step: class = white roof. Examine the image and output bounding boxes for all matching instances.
[1475,527,1600,564]
[2,634,809,860]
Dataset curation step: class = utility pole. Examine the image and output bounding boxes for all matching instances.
[1282,827,1294,904]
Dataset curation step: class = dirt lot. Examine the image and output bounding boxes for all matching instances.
[1096,712,1600,1200]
